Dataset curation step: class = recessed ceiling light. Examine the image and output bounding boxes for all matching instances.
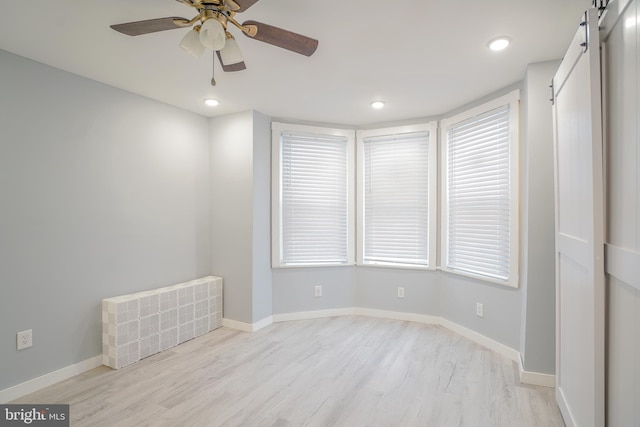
[204,98,219,107]
[488,37,510,51]
[371,101,385,109]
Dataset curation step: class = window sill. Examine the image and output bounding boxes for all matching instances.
[439,267,519,288]
[273,262,356,269]
[358,261,434,271]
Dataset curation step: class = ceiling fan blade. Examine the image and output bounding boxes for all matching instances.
[232,0,260,12]
[110,17,189,36]
[242,20,318,57]
[216,51,247,72]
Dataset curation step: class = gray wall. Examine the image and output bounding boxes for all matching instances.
[251,111,273,322]
[439,273,521,349]
[356,268,440,316]
[210,111,255,324]
[0,50,211,390]
[272,268,357,314]
[518,60,560,374]
[274,267,522,351]
[209,110,273,325]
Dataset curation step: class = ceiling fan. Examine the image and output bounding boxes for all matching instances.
[111,0,318,85]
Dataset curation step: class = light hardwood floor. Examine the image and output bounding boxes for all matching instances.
[13,316,564,426]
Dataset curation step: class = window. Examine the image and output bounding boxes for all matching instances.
[271,122,355,267]
[441,91,519,287]
[272,92,519,285]
[357,124,437,268]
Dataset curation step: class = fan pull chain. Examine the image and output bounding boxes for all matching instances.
[211,51,216,86]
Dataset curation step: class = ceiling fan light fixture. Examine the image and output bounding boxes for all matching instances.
[488,36,510,51]
[179,28,205,58]
[219,33,244,65]
[200,18,226,51]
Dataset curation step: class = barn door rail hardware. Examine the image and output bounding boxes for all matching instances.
[592,0,609,16]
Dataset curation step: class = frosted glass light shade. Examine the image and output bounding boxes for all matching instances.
[179,29,205,58]
[199,19,226,51]
[219,36,244,65]
[488,37,510,51]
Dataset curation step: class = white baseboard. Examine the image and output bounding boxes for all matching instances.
[252,316,274,332]
[222,315,273,332]
[556,386,577,427]
[0,355,103,404]
[439,318,520,363]
[272,308,355,322]
[354,307,441,325]
[517,355,556,387]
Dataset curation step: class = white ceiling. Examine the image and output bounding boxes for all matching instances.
[0,0,590,126]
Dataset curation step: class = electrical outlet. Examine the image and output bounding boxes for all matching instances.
[314,285,322,297]
[17,329,32,350]
[476,303,484,318]
[397,287,405,298]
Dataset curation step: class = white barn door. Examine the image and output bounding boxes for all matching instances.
[551,8,605,427]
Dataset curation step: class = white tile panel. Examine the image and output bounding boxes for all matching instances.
[102,276,223,369]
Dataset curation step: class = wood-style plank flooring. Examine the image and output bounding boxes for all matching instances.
[13,316,564,426]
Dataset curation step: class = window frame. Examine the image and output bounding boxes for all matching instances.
[271,122,356,268]
[440,90,520,287]
[356,123,438,270]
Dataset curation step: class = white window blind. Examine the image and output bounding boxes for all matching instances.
[443,96,517,285]
[362,130,431,266]
[275,126,353,266]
